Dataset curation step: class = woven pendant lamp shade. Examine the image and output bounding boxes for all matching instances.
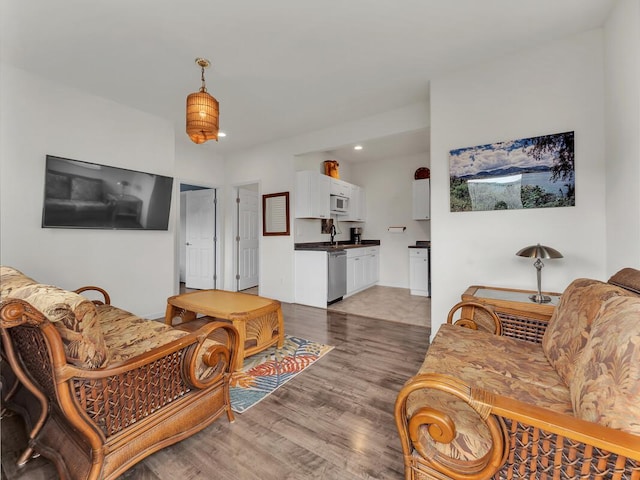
[186,90,219,143]
[186,58,219,144]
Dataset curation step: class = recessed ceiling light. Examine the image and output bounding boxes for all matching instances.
[354,145,363,150]
[218,131,227,137]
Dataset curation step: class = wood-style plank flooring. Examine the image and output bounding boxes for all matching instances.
[1,302,430,480]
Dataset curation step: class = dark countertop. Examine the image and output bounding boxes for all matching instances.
[408,241,431,249]
[295,240,381,251]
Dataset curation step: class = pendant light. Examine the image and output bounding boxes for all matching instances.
[186,58,219,144]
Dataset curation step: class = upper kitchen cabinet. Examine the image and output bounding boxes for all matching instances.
[342,184,366,222]
[412,179,430,220]
[329,178,350,198]
[295,171,330,219]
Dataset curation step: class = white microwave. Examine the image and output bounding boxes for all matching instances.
[330,195,348,214]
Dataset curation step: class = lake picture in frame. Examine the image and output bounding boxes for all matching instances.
[449,131,575,212]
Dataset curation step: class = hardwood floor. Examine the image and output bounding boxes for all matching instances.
[1,303,430,480]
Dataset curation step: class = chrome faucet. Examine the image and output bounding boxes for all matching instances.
[330,224,337,246]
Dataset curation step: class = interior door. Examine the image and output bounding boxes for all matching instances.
[237,187,259,291]
[185,189,216,290]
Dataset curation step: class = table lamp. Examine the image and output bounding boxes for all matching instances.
[516,243,563,303]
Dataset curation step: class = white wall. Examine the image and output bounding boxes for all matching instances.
[0,64,226,318]
[430,30,608,339]
[351,152,430,288]
[604,0,640,272]
[224,103,430,303]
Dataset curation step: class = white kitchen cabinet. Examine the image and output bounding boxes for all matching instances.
[412,179,430,220]
[295,171,330,219]
[364,247,379,285]
[409,248,430,296]
[330,178,350,198]
[343,184,366,222]
[294,250,328,308]
[346,246,379,296]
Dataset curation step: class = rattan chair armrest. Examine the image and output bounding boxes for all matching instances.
[447,301,503,335]
[395,372,507,480]
[396,372,640,480]
[183,321,240,389]
[74,286,111,305]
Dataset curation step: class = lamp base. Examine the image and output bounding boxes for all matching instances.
[529,293,552,304]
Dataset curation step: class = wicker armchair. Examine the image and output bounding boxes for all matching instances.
[1,270,239,480]
[395,270,640,480]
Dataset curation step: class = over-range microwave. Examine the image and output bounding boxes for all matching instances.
[330,195,348,214]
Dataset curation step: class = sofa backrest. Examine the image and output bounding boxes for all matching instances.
[1,266,109,369]
[608,267,640,295]
[570,294,640,435]
[542,270,640,387]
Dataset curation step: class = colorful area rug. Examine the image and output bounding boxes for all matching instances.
[229,335,333,413]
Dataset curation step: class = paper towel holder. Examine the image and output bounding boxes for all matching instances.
[388,226,406,233]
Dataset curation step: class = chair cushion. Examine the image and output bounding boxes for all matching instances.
[4,283,110,368]
[570,295,640,435]
[98,304,223,380]
[542,279,630,386]
[422,324,570,406]
[406,324,573,463]
[99,304,188,363]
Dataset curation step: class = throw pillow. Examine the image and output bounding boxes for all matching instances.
[542,279,629,386]
[570,296,640,435]
[5,283,110,368]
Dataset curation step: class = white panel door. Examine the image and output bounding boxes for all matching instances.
[185,189,216,290]
[237,188,259,290]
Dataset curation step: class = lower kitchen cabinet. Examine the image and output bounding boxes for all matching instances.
[294,251,328,308]
[409,248,430,296]
[346,247,379,296]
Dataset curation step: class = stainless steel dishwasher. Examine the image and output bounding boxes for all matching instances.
[327,250,347,304]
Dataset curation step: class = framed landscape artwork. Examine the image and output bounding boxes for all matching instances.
[449,131,575,212]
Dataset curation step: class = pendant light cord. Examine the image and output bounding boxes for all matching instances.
[200,66,207,93]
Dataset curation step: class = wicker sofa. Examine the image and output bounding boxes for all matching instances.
[0,266,239,480]
[395,268,640,480]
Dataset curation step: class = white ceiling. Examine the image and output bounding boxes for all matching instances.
[327,128,430,163]
[1,0,615,155]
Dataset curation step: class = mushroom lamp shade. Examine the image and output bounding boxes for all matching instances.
[516,243,563,303]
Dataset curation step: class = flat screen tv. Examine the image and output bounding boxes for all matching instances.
[42,155,174,230]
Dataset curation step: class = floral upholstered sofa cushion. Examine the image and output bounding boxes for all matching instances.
[97,304,223,380]
[406,324,573,463]
[570,295,640,435]
[541,278,632,387]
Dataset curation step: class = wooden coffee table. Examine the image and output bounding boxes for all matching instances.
[165,290,285,371]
